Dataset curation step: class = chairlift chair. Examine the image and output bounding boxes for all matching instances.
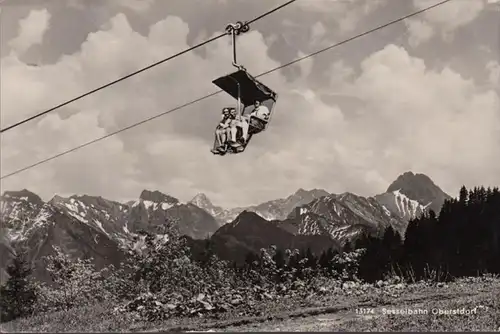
[211,22,279,155]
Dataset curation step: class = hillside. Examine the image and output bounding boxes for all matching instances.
[207,211,339,264]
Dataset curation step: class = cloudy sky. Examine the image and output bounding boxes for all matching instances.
[1,0,499,208]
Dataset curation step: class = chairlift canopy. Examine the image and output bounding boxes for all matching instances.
[212,69,277,107]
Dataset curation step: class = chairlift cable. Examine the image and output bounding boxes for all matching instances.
[255,0,452,79]
[0,0,297,134]
[0,33,225,134]
[245,0,297,26]
[0,0,452,180]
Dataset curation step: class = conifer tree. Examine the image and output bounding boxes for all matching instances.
[0,252,37,323]
[459,185,468,205]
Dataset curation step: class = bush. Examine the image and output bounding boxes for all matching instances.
[33,246,112,313]
[330,248,365,281]
[110,222,247,321]
[5,219,367,324]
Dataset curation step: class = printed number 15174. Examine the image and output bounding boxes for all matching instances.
[356,308,375,314]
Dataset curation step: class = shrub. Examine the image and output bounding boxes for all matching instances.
[33,246,112,313]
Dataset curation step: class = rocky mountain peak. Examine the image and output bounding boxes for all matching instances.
[293,188,329,199]
[337,192,358,201]
[69,194,123,209]
[236,210,262,221]
[386,171,451,208]
[376,171,451,219]
[388,172,443,197]
[2,189,43,205]
[48,194,67,205]
[139,190,179,204]
[294,188,308,196]
[190,193,214,208]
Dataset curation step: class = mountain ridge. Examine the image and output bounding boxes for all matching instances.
[188,188,330,224]
[0,171,452,282]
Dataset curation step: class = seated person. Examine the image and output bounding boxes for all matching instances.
[250,100,270,120]
[241,100,270,139]
[227,108,246,146]
[229,115,250,146]
[211,107,233,153]
[228,101,270,146]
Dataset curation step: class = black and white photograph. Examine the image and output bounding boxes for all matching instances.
[0,0,499,331]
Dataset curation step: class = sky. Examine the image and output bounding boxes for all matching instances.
[0,0,499,208]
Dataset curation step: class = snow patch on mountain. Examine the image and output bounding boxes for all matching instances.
[46,195,133,248]
[131,192,181,221]
[285,192,407,245]
[0,190,49,243]
[385,171,451,214]
[375,189,429,221]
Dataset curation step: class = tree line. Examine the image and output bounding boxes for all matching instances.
[225,186,500,284]
[355,186,500,282]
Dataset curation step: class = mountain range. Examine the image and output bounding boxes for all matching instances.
[0,171,451,283]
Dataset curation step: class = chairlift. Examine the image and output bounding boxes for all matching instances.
[211,21,279,155]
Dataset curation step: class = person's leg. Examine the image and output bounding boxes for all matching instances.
[229,123,238,142]
[219,128,228,148]
[212,129,221,153]
[240,117,250,142]
[224,127,231,143]
[216,129,225,146]
[214,129,219,146]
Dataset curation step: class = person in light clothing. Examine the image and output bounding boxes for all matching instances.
[250,100,270,120]
[227,101,270,146]
[211,107,233,153]
[239,100,270,142]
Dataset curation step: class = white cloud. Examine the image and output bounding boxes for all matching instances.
[488,0,500,10]
[486,61,500,86]
[66,0,85,10]
[347,44,500,193]
[405,18,435,47]
[295,0,387,34]
[8,9,51,54]
[0,13,299,206]
[414,0,486,29]
[410,0,486,44]
[293,0,346,13]
[487,0,500,8]
[311,22,326,43]
[297,51,314,80]
[1,11,498,208]
[329,60,355,89]
[117,0,155,12]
